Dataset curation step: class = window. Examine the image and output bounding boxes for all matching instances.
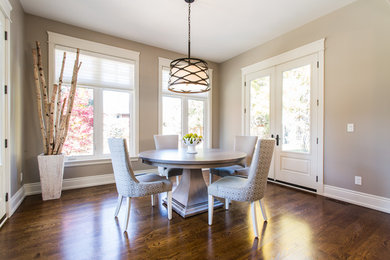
[49,32,139,162]
[158,58,212,148]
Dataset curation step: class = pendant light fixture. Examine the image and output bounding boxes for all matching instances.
[168,0,210,94]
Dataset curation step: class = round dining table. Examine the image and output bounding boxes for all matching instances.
[139,149,246,218]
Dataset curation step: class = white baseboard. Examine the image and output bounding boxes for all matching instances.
[323,185,390,214]
[9,186,26,216]
[24,173,115,195]
[24,169,158,196]
[9,169,158,216]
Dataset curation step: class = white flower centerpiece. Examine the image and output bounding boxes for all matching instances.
[183,133,203,154]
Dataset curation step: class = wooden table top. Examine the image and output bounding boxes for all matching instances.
[139,149,246,169]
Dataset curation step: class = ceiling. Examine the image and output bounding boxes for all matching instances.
[20,0,356,63]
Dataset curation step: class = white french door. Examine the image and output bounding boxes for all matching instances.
[0,9,6,221]
[244,53,320,190]
[245,68,275,178]
[274,54,319,190]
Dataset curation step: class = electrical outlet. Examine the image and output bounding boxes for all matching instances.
[355,176,362,185]
[347,123,354,132]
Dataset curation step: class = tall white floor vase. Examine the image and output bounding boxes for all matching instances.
[37,154,65,200]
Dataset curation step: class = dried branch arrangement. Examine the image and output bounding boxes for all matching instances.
[32,41,82,155]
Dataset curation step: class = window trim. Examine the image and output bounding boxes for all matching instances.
[48,32,140,165]
[158,57,213,149]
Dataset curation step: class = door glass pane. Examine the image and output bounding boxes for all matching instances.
[162,96,182,136]
[188,99,204,136]
[282,64,311,153]
[103,90,130,154]
[63,86,94,156]
[249,76,270,137]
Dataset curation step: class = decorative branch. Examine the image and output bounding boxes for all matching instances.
[58,50,81,154]
[48,84,58,154]
[32,42,81,155]
[53,97,67,154]
[55,52,66,143]
[36,41,50,141]
[32,48,48,155]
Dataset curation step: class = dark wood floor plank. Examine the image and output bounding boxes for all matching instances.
[1,177,389,260]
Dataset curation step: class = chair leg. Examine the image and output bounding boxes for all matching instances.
[225,199,230,210]
[208,195,214,225]
[114,195,123,217]
[124,197,131,232]
[176,176,180,185]
[167,191,172,220]
[259,199,268,221]
[250,201,259,238]
[209,173,213,185]
[151,194,155,206]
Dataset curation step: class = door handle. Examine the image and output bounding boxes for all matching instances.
[275,134,279,146]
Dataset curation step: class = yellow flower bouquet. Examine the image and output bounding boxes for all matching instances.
[183,133,203,154]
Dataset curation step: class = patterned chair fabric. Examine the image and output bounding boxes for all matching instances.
[235,135,259,167]
[108,138,172,198]
[208,139,275,202]
[209,135,258,179]
[153,135,183,178]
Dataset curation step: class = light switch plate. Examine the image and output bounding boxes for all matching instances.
[355,176,362,185]
[347,123,354,132]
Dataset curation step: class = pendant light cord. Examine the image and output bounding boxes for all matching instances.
[188,1,191,59]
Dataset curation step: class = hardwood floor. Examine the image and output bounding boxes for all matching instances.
[1,177,390,259]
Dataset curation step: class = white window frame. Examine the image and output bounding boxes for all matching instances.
[48,32,140,166]
[158,57,213,149]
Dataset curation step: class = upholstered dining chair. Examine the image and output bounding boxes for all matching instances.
[108,138,173,232]
[208,139,275,238]
[209,136,258,184]
[154,135,183,185]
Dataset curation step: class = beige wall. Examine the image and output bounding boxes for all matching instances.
[11,0,389,199]
[220,0,390,198]
[9,0,24,196]
[23,14,220,184]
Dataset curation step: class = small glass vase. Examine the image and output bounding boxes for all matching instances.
[186,144,197,154]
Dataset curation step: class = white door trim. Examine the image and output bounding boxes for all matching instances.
[241,39,325,193]
[241,39,325,75]
[0,0,11,20]
[0,0,12,222]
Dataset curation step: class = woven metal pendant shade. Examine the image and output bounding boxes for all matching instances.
[168,0,210,94]
[168,58,210,93]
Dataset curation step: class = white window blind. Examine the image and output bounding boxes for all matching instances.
[55,45,135,90]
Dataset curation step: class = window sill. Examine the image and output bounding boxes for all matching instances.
[64,156,139,168]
